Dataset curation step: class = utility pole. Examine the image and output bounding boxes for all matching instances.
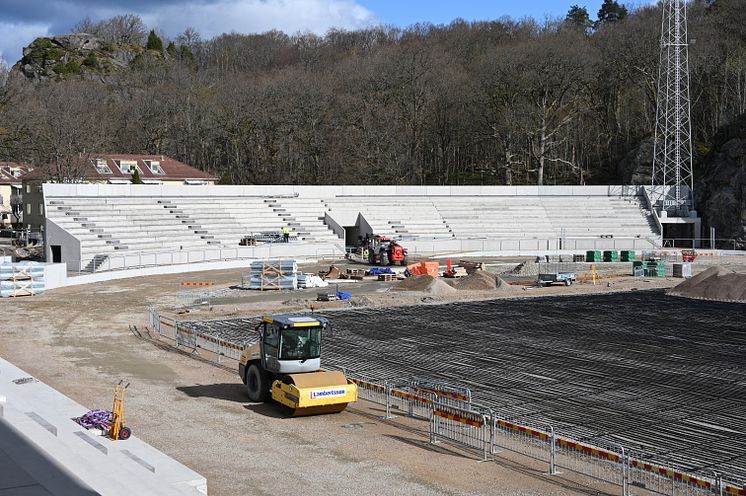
[651,0,694,217]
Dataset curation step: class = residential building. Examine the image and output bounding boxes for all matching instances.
[0,162,32,226]
[22,154,218,230]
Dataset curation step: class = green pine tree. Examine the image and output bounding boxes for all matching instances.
[566,5,593,32]
[166,41,177,57]
[596,0,628,27]
[131,169,143,184]
[179,45,195,65]
[146,30,163,51]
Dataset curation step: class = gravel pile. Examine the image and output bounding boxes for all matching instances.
[668,265,746,303]
[510,260,539,276]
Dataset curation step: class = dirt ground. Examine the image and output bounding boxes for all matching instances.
[1,256,744,495]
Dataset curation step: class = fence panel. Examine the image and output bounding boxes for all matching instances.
[554,437,627,489]
[175,322,197,350]
[387,385,434,420]
[430,401,492,461]
[195,333,244,363]
[626,456,719,496]
[492,415,552,468]
[408,377,472,411]
[346,374,388,407]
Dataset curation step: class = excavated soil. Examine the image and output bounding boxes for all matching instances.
[391,275,457,294]
[448,270,516,292]
[668,265,746,303]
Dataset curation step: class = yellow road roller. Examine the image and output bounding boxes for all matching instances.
[238,314,357,416]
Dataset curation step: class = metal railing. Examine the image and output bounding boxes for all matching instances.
[69,245,344,274]
[405,236,660,255]
[147,306,244,365]
[661,238,744,250]
[144,307,746,496]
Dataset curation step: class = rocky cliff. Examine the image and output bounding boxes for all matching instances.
[697,114,746,248]
[11,33,147,82]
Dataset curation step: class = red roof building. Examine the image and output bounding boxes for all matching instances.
[22,154,218,185]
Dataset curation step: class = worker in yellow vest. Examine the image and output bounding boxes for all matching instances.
[282,226,290,243]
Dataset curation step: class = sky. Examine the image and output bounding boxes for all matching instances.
[0,0,623,65]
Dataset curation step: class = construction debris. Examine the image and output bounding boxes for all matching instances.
[458,260,483,274]
[297,274,328,289]
[320,265,341,280]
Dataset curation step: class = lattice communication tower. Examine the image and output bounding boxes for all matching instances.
[651,0,694,215]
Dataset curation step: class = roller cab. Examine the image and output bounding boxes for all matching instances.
[238,314,357,416]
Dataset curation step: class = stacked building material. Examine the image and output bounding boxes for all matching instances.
[246,259,298,290]
[603,250,619,262]
[586,250,602,262]
[620,250,636,262]
[0,261,45,297]
[632,260,666,277]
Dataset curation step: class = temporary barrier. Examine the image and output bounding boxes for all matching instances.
[430,400,493,462]
[627,456,713,496]
[346,374,388,407]
[385,383,435,420]
[195,333,244,362]
[492,415,554,471]
[554,436,628,491]
[408,377,472,411]
[175,322,197,350]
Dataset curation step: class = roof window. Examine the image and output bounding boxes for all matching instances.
[93,158,113,174]
[115,159,140,175]
[144,160,164,175]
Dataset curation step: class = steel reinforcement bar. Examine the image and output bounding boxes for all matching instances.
[145,307,746,495]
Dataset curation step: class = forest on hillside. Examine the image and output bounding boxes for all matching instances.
[0,0,744,186]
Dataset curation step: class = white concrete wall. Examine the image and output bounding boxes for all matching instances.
[45,218,81,264]
[43,263,68,289]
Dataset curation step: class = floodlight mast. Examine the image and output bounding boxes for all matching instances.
[651,0,694,217]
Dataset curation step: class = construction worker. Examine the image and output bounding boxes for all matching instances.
[281,226,290,243]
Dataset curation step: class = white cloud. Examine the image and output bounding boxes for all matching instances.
[0,22,51,65]
[141,0,377,39]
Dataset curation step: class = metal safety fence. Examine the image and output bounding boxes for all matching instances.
[147,306,243,365]
[143,307,746,496]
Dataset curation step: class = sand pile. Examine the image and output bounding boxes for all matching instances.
[667,266,746,303]
[392,275,457,295]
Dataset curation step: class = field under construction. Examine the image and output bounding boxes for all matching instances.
[183,290,746,481]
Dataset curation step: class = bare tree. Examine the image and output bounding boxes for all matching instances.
[72,14,147,45]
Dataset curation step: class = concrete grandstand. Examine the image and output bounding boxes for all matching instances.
[41,183,660,273]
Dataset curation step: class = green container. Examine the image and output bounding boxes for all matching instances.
[643,266,666,277]
[620,250,636,262]
[586,250,602,262]
[603,250,619,262]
